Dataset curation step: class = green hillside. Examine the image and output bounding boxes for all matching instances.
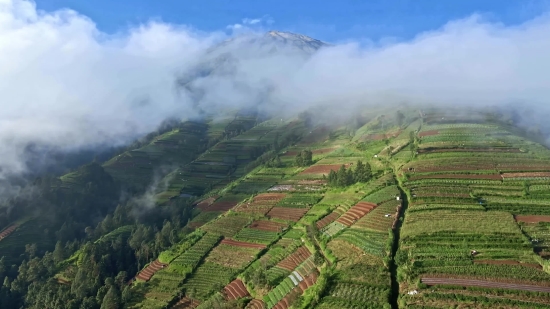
[3,107,550,309]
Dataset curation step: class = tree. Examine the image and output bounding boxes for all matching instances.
[295,150,313,167]
[53,241,65,263]
[100,285,121,309]
[396,110,405,127]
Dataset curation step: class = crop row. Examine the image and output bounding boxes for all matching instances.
[234,228,280,244]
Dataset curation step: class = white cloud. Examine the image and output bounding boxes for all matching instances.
[1,0,550,181]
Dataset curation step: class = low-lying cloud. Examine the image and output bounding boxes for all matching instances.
[1,0,550,180]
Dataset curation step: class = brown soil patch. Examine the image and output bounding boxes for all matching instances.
[220,238,267,249]
[245,299,266,309]
[136,259,167,281]
[336,202,377,226]
[474,260,542,269]
[300,164,351,175]
[316,211,341,229]
[277,246,311,271]
[172,297,200,309]
[249,220,287,232]
[515,215,550,223]
[409,174,502,181]
[419,130,439,137]
[235,193,286,215]
[267,207,309,221]
[502,172,550,178]
[0,224,18,240]
[223,279,250,300]
[205,200,239,212]
[195,196,218,210]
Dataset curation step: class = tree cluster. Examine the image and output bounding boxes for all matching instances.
[295,150,313,167]
[326,160,372,187]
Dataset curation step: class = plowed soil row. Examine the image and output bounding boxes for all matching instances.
[316,211,341,229]
[408,174,502,181]
[223,279,250,300]
[221,238,267,249]
[272,272,318,309]
[421,277,550,293]
[473,260,542,269]
[136,259,167,281]
[300,164,351,175]
[267,207,309,222]
[502,172,550,178]
[277,246,311,271]
[249,220,287,232]
[419,130,439,137]
[171,297,200,309]
[245,299,266,309]
[195,196,218,210]
[0,224,18,240]
[336,202,377,226]
[515,215,550,223]
[235,193,286,215]
[205,200,239,212]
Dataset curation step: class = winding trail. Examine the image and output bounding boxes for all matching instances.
[389,185,408,309]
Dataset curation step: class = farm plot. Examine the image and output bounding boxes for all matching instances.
[516,215,550,223]
[234,193,286,215]
[267,207,309,222]
[336,202,377,226]
[408,173,503,181]
[421,277,550,293]
[169,233,221,272]
[195,196,218,210]
[201,215,251,237]
[336,229,388,258]
[0,224,18,240]
[171,297,200,309]
[316,209,344,229]
[300,164,351,175]
[136,260,168,281]
[234,228,280,244]
[205,242,262,269]
[354,200,401,232]
[223,279,250,300]
[276,246,312,271]
[249,220,287,232]
[363,185,401,204]
[188,211,222,229]
[181,262,236,300]
[321,222,347,238]
[276,194,323,208]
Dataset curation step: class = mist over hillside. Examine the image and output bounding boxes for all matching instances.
[1,0,550,183]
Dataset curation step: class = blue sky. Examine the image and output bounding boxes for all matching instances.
[34,0,549,42]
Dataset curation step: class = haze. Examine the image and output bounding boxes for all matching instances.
[1,0,549,179]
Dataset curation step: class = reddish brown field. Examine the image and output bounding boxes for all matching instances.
[136,259,167,281]
[277,246,311,271]
[172,297,200,309]
[195,196,218,210]
[245,299,266,309]
[249,220,287,232]
[205,200,239,212]
[408,174,502,181]
[337,202,377,226]
[421,277,550,292]
[235,193,286,215]
[515,215,550,223]
[473,260,542,269]
[220,238,267,249]
[267,207,309,221]
[0,224,18,240]
[502,172,550,178]
[223,279,250,300]
[300,164,351,175]
[316,211,341,229]
[419,130,439,137]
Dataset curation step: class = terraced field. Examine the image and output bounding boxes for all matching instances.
[126,108,550,309]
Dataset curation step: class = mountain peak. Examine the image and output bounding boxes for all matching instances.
[264,30,330,52]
